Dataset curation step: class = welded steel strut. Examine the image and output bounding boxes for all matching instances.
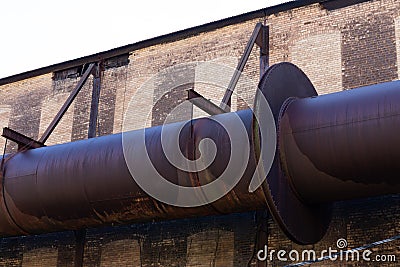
[1,62,400,244]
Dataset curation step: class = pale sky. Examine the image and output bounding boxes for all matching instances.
[0,1,290,79]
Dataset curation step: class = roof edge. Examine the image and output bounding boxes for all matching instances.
[0,0,321,86]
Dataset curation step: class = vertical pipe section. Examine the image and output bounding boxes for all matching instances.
[279,80,400,203]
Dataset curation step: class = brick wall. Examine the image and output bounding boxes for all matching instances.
[0,106,10,151]
[266,196,400,267]
[396,16,400,77]
[38,93,74,145]
[291,31,342,94]
[99,240,140,267]
[186,230,234,267]
[0,74,52,152]
[21,247,58,267]
[0,0,399,266]
[268,0,400,92]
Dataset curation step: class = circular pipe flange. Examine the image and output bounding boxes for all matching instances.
[254,62,332,244]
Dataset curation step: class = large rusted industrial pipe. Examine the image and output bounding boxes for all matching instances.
[0,62,399,245]
[0,108,265,237]
[279,80,400,203]
[255,63,400,244]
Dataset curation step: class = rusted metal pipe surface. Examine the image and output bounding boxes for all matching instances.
[0,109,264,237]
[279,80,400,203]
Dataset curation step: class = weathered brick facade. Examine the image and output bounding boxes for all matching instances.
[0,0,399,266]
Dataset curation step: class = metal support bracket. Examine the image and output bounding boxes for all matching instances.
[220,23,269,109]
[39,63,96,144]
[2,127,45,150]
[257,25,269,78]
[187,89,227,115]
[88,63,102,138]
[1,63,97,152]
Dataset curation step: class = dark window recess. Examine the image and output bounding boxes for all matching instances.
[104,54,130,69]
[320,0,370,10]
[52,65,84,81]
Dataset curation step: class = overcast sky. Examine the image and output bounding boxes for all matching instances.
[0,1,289,79]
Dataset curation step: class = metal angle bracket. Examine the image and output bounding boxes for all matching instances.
[2,127,45,151]
[0,62,98,152]
[39,63,96,144]
[187,89,227,115]
[220,22,269,109]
